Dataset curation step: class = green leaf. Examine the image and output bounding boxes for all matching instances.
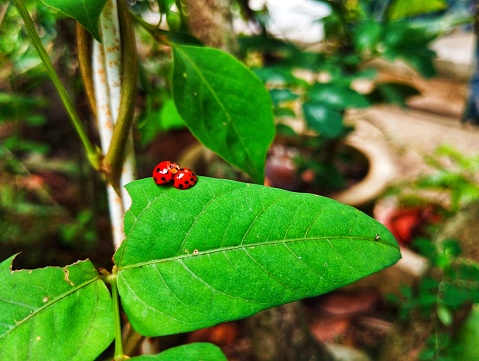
[115,177,400,336]
[369,82,421,107]
[354,21,382,52]
[172,45,275,184]
[0,256,114,361]
[131,342,227,361]
[156,0,176,14]
[276,123,297,137]
[448,305,479,360]
[382,22,437,78]
[0,92,48,123]
[308,83,370,111]
[269,89,299,106]
[387,0,447,20]
[254,67,305,86]
[139,99,185,147]
[437,304,453,326]
[274,107,296,118]
[302,101,344,138]
[40,0,107,41]
[401,53,437,79]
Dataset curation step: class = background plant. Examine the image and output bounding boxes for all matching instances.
[0,1,102,267]
[385,145,479,216]
[239,0,464,193]
[389,237,479,361]
[382,146,479,360]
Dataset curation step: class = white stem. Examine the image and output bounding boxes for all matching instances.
[93,0,137,250]
[99,0,122,121]
[93,39,125,249]
[121,136,136,210]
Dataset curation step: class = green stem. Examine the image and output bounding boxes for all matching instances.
[109,271,125,360]
[12,0,101,170]
[103,0,138,185]
[130,11,173,46]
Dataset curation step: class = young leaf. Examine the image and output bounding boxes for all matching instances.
[172,45,275,184]
[115,177,400,336]
[0,256,114,361]
[130,342,227,361]
[40,0,108,41]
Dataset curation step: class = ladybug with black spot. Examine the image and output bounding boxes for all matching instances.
[152,160,180,185]
[172,168,198,190]
[152,161,198,190]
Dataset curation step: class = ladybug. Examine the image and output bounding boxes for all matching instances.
[173,168,198,189]
[152,161,180,185]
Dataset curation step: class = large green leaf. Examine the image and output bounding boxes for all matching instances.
[115,177,400,336]
[172,45,275,184]
[40,0,107,41]
[131,342,227,361]
[0,256,114,361]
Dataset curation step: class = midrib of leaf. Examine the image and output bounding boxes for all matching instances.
[80,0,96,31]
[0,277,99,339]
[174,46,255,177]
[117,235,392,270]
[118,249,312,310]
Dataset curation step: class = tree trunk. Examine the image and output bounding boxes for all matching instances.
[245,302,334,361]
[184,0,237,54]
[462,1,479,125]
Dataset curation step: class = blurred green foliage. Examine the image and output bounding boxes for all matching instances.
[385,144,479,360]
[0,1,101,267]
[389,237,479,361]
[238,0,442,192]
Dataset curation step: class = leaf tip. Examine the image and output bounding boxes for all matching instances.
[1,253,21,273]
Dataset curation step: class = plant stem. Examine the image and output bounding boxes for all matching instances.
[109,272,125,360]
[93,39,125,249]
[103,0,138,203]
[12,0,101,170]
[93,0,137,249]
[0,2,9,28]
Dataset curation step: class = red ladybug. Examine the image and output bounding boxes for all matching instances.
[152,161,180,185]
[173,168,198,189]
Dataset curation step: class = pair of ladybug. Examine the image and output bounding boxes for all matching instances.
[152,161,197,190]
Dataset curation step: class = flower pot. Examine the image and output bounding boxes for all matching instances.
[264,137,395,208]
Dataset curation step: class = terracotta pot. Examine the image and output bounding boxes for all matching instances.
[331,137,395,207]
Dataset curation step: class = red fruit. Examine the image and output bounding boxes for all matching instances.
[173,168,198,189]
[152,161,180,185]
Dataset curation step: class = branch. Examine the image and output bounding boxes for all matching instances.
[103,0,138,184]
